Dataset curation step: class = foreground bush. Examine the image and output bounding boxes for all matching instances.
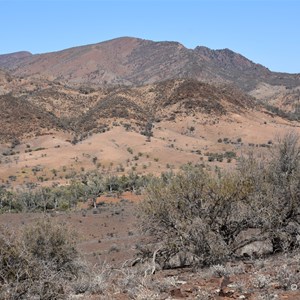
[138,132,300,268]
[241,132,300,253]
[138,166,256,267]
[0,218,87,299]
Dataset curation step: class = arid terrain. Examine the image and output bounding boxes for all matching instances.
[1,193,300,300]
[1,37,300,299]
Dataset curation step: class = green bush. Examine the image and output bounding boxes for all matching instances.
[127,147,133,154]
[23,219,79,274]
[249,132,300,252]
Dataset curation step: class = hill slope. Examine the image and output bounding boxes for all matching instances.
[1,37,299,115]
[0,77,256,142]
[0,94,65,142]
[0,37,299,144]
[0,37,299,92]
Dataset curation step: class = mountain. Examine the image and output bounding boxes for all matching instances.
[0,37,299,91]
[1,37,299,115]
[0,37,299,142]
[1,38,300,190]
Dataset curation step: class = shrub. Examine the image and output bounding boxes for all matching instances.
[0,226,37,299]
[0,218,87,299]
[23,218,79,274]
[138,132,300,268]
[240,133,300,254]
[138,165,254,267]
[224,151,236,159]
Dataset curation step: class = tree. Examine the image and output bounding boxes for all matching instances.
[81,171,105,208]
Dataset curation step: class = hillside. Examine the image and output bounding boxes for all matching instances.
[0,94,64,142]
[0,69,12,94]
[0,73,297,189]
[1,37,299,116]
[0,37,299,185]
[75,79,256,132]
[0,37,299,90]
[0,77,257,142]
[0,51,32,70]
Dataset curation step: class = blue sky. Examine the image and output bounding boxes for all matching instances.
[0,0,299,73]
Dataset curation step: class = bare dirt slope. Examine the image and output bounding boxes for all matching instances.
[0,108,298,188]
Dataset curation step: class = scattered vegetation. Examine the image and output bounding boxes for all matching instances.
[138,132,300,268]
[1,131,300,299]
[265,103,300,121]
[205,151,236,162]
[0,172,151,213]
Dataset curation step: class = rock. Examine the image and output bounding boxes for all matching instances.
[234,229,273,258]
[170,288,184,298]
[164,251,194,269]
[237,240,273,258]
[219,287,235,297]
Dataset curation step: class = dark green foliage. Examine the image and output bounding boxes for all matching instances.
[206,151,236,162]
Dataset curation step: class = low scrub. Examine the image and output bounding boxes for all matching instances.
[138,132,300,268]
[0,218,89,299]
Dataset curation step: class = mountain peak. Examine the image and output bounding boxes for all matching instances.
[0,37,298,91]
[0,51,32,59]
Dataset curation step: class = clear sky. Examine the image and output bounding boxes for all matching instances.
[0,0,299,73]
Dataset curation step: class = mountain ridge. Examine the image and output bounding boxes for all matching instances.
[1,37,299,91]
[0,37,300,142]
